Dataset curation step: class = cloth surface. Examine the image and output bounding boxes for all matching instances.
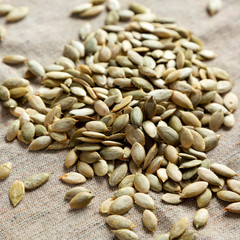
[0,0,240,239]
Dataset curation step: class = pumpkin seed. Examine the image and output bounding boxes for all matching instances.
[162,193,183,205]
[224,202,240,213]
[193,208,209,229]
[226,179,240,195]
[169,217,188,240]
[142,209,158,232]
[9,180,25,207]
[3,55,26,65]
[197,167,221,186]
[106,215,136,229]
[134,173,150,193]
[0,162,12,179]
[210,163,237,178]
[60,172,86,184]
[93,159,108,176]
[65,186,91,201]
[217,190,240,202]
[79,5,105,18]
[6,7,29,22]
[181,181,208,198]
[29,136,52,150]
[108,195,133,214]
[109,163,128,187]
[24,172,50,190]
[69,192,94,209]
[100,197,114,214]
[207,0,222,16]
[133,193,155,209]
[111,229,138,240]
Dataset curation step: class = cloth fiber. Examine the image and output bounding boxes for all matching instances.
[0,0,239,239]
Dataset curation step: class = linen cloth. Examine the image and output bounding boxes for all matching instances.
[0,0,239,239]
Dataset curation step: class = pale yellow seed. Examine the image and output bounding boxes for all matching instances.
[0,162,12,179]
[224,202,240,213]
[100,197,114,213]
[207,0,222,16]
[9,180,25,207]
[169,217,188,240]
[3,55,26,64]
[227,179,240,195]
[193,208,209,229]
[79,5,105,18]
[106,215,136,229]
[60,172,86,184]
[223,92,238,112]
[217,190,240,202]
[142,209,158,232]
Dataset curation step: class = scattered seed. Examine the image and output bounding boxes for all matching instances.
[60,172,86,184]
[169,217,188,240]
[71,3,92,15]
[193,208,209,229]
[207,0,222,16]
[106,215,136,229]
[79,5,105,18]
[224,202,240,213]
[3,55,26,65]
[217,190,240,202]
[162,193,183,205]
[142,209,157,232]
[6,7,29,22]
[210,163,237,178]
[24,172,50,190]
[226,179,240,195]
[69,192,94,209]
[65,186,91,200]
[111,229,138,240]
[9,180,25,207]
[0,162,12,179]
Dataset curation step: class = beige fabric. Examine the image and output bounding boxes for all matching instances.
[0,0,240,239]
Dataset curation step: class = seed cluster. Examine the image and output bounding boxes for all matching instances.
[0,0,239,239]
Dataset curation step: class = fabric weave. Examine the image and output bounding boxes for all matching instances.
[0,0,239,239]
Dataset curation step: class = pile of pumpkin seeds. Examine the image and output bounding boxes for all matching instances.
[1,0,240,239]
[0,2,29,41]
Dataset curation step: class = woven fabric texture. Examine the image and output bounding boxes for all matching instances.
[0,0,239,239]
